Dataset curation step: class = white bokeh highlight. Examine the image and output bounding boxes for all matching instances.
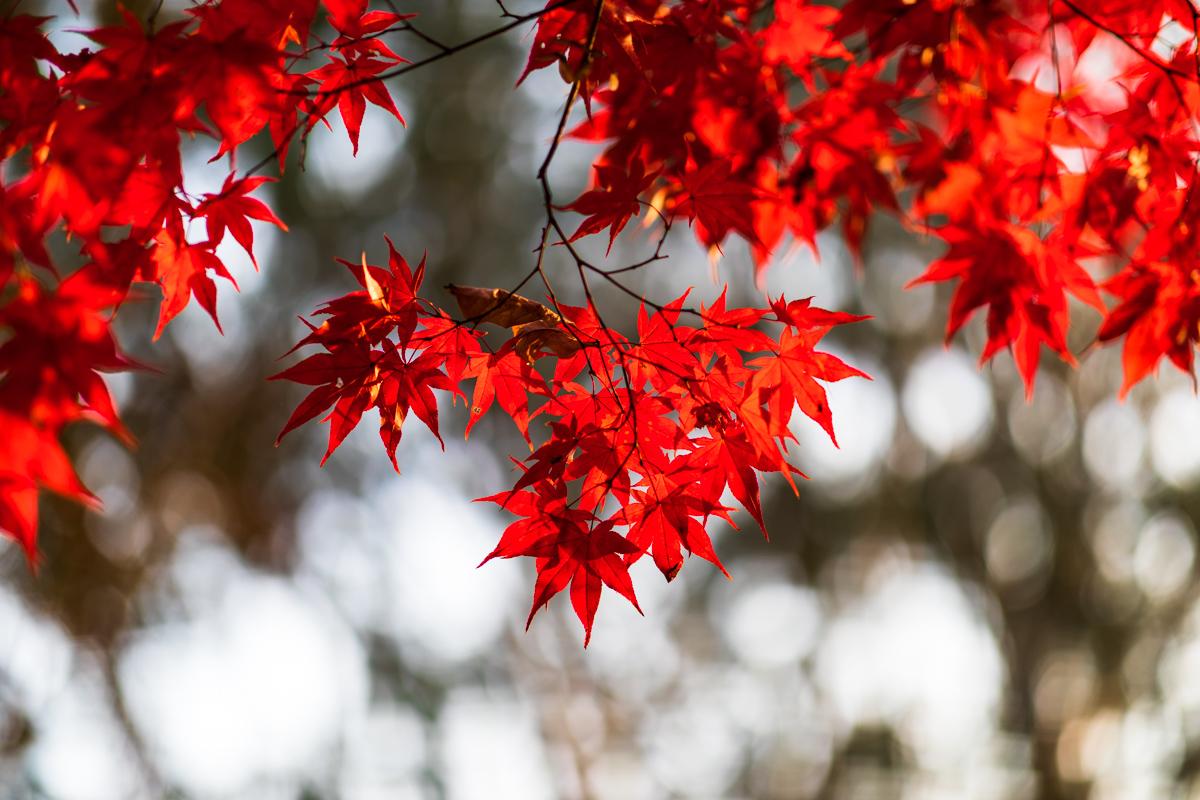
[719,582,823,669]
[1083,400,1146,494]
[437,690,556,800]
[902,348,994,460]
[1149,388,1200,489]
[119,540,368,797]
[307,105,409,200]
[816,561,1005,770]
[377,477,524,666]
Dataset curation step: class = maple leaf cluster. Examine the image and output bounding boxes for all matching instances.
[275,244,865,642]
[0,0,405,560]
[6,0,1200,643]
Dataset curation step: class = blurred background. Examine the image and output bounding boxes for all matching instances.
[5,1,1200,798]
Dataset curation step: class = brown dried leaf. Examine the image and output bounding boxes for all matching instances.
[446,284,558,328]
[512,321,581,364]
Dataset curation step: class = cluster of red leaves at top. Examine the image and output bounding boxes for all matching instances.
[7,0,1200,643]
[564,0,1200,396]
[0,0,404,561]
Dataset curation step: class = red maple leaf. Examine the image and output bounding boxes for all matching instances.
[619,462,732,582]
[307,52,405,155]
[0,411,98,565]
[143,221,237,339]
[464,344,552,444]
[480,491,641,646]
[674,161,762,249]
[195,176,288,267]
[751,325,869,447]
[562,161,657,252]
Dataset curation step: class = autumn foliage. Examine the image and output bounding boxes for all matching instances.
[4,0,1200,642]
